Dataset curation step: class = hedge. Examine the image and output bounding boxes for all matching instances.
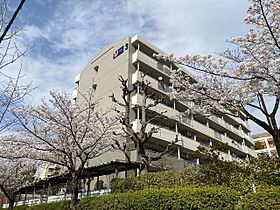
[29,201,69,210]
[238,187,280,210]
[111,169,202,193]
[0,206,29,210]
[78,187,240,210]
[1,201,69,210]
[3,186,280,209]
[111,159,280,194]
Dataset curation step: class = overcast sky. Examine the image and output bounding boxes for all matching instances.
[8,0,266,133]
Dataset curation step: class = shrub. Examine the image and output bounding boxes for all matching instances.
[5,187,280,210]
[111,159,280,194]
[238,187,280,210]
[9,201,69,210]
[247,158,280,186]
[78,187,240,210]
[111,168,202,193]
[28,201,69,210]
[0,205,29,210]
[13,206,29,210]
[198,161,253,193]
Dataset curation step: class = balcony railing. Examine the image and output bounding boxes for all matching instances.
[225,122,232,130]
[198,142,210,149]
[180,115,193,126]
[211,116,221,123]
[244,133,250,140]
[158,82,171,93]
[232,127,240,135]
[157,62,171,75]
[214,131,223,140]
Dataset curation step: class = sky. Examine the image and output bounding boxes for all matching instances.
[7,0,268,133]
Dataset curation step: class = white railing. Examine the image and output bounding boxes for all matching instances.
[244,133,250,140]
[225,122,232,130]
[180,115,193,126]
[158,82,171,93]
[214,131,223,140]
[72,89,78,99]
[3,189,111,208]
[211,116,220,123]
[232,127,240,135]
[157,62,171,75]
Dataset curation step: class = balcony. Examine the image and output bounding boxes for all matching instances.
[214,130,223,140]
[131,71,171,95]
[247,147,257,157]
[130,79,253,157]
[225,114,250,132]
[74,74,80,84]
[72,89,78,100]
[158,82,171,93]
[232,126,241,135]
[208,116,246,141]
[218,152,233,162]
[131,94,179,121]
[132,72,248,142]
[157,62,171,76]
[131,120,199,152]
[132,50,171,78]
[179,114,193,127]
[180,134,200,151]
[132,117,254,157]
[229,141,244,153]
[244,133,251,141]
[193,120,248,154]
[211,116,221,124]
[198,141,210,150]
[207,115,255,146]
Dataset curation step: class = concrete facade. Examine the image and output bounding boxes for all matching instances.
[36,163,62,179]
[74,35,257,172]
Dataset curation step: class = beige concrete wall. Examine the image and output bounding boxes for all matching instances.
[76,37,137,168]
[78,37,131,109]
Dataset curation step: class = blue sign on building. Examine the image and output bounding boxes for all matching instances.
[113,43,128,59]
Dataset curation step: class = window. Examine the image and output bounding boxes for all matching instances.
[94,65,99,72]
[92,84,97,91]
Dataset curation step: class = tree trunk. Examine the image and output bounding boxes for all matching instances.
[138,161,149,175]
[86,177,91,197]
[70,173,79,210]
[142,163,149,174]
[272,132,280,158]
[0,186,15,210]
[8,198,15,210]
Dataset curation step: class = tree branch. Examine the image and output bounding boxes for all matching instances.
[0,0,26,44]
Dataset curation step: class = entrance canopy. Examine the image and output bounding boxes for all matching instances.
[16,160,140,194]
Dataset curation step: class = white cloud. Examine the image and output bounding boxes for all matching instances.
[16,0,270,134]
[126,0,249,55]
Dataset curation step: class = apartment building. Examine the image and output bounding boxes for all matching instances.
[253,133,277,158]
[73,35,257,170]
[36,163,62,179]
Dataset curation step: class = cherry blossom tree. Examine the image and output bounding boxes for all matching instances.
[9,91,118,210]
[0,2,33,207]
[0,156,36,209]
[154,0,280,157]
[0,0,31,134]
[111,76,178,173]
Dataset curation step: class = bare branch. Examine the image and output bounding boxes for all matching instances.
[0,0,26,44]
